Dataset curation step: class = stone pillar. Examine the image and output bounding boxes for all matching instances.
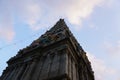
[76,66,79,80]
[68,54,72,80]
[10,65,20,80]
[22,59,37,80]
[73,61,76,80]
[14,64,26,80]
[38,53,53,80]
[58,49,68,77]
[31,56,46,80]
[48,52,60,79]
[20,63,30,80]
[5,66,17,80]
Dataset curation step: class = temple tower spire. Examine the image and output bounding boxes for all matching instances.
[0,19,94,80]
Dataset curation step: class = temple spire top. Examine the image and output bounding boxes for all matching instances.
[50,19,68,31]
[56,18,65,25]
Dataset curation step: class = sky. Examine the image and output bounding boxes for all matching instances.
[0,0,120,80]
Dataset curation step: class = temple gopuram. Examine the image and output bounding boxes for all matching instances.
[0,19,94,80]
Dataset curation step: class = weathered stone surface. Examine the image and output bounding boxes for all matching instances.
[0,19,94,80]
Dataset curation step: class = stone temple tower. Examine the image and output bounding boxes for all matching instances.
[0,19,94,80]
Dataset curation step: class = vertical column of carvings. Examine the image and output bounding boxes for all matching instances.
[22,59,37,80]
[84,65,88,80]
[68,54,72,80]
[20,62,30,80]
[81,64,85,80]
[10,65,21,80]
[48,52,60,79]
[72,60,77,80]
[14,64,26,80]
[68,53,79,80]
[31,55,46,80]
[71,57,73,80]
[78,59,83,80]
[5,66,17,80]
[87,72,90,80]
[58,49,68,78]
[38,53,53,80]
[37,54,47,80]
[64,50,69,78]
[85,66,89,80]
[76,65,79,80]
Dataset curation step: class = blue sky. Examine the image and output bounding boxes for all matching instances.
[0,0,120,80]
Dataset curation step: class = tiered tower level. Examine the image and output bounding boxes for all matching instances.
[0,19,94,80]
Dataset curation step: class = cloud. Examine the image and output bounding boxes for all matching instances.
[14,0,42,30]
[87,52,117,80]
[104,41,120,56]
[0,0,107,41]
[38,0,105,29]
[0,3,15,42]
[0,0,41,41]
[0,27,15,42]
